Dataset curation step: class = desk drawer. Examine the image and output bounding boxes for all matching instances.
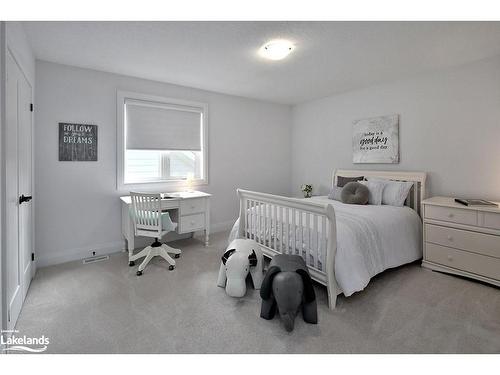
[425,224,500,259]
[180,198,206,215]
[425,205,477,226]
[426,243,500,281]
[179,213,205,233]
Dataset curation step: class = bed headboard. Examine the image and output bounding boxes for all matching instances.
[332,169,427,216]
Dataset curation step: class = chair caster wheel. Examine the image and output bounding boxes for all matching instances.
[136,270,143,276]
[174,254,180,259]
[169,265,175,271]
[129,261,135,267]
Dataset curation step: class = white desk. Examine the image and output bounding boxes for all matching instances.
[120,191,211,257]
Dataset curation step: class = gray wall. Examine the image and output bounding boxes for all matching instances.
[35,61,292,266]
[291,55,500,201]
[35,54,500,267]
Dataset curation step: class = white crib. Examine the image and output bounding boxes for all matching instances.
[237,169,426,310]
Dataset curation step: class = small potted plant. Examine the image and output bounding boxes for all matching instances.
[301,184,313,198]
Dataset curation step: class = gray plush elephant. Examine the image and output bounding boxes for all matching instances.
[260,254,317,332]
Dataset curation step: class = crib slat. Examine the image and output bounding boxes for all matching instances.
[256,201,259,242]
[247,200,251,239]
[305,213,311,265]
[244,199,248,238]
[258,201,262,244]
[321,216,327,271]
[252,200,256,240]
[268,204,272,247]
[260,202,266,245]
[286,208,293,254]
[291,208,296,255]
[313,214,319,269]
[250,199,255,240]
[299,211,303,256]
[261,202,265,245]
[279,206,284,252]
[254,200,258,241]
[265,203,268,245]
[250,200,254,240]
[273,204,277,251]
[259,202,266,245]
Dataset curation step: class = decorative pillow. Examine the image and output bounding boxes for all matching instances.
[337,175,364,188]
[340,182,369,205]
[367,178,414,206]
[359,180,386,205]
[327,186,343,201]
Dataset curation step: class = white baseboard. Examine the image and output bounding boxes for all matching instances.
[36,240,126,268]
[36,220,235,268]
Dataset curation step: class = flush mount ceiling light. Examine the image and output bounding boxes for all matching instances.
[259,39,295,61]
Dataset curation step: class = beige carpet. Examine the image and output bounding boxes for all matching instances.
[14,231,500,353]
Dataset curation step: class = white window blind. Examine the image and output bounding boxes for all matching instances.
[125,99,202,151]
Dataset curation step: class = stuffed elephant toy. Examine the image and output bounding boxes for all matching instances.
[260,254,317,332]
[217,239,264,297]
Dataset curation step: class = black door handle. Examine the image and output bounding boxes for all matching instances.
[19,195,32,204]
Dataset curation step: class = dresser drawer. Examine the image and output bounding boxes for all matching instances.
[482,212,500,230]
[426,243,500,281]
[180,198,206,215]
[425,224,500,259]
[425,205,477,226]
[179,213,205,233]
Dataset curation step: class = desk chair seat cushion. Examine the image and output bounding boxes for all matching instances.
[161,212,177,232]
[130,208,177,232]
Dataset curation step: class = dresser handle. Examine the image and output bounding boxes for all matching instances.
[448,213,454,218]
[447,235,453,241]
[190,221,195,225]
[447,255,453,261]
[191,205,195,209]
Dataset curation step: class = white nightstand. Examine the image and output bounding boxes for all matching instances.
[422,196,500,286]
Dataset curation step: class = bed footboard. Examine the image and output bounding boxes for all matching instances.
[237,189,339,310]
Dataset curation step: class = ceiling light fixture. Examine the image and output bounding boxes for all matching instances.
[259,39,295,61]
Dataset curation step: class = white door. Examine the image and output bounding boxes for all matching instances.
[18,58,34,300]
[5,49,33,330]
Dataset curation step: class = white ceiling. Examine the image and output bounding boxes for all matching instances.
[22,21,500,105]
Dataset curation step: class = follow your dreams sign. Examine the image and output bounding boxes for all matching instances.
[59,123,98,161]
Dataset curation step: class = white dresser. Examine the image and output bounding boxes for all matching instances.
[422,196,500,286]
[120,191,211,256]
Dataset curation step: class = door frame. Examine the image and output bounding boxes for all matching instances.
[0,21,5,349]
[1,34,35,336]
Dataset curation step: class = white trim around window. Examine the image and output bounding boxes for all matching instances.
[117,90,209,191]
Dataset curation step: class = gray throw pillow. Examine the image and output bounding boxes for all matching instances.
[327,186,343,201]
[337,175,364,187]
[340,182,369,205]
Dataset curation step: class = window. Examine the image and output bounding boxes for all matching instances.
[117,91,208,189]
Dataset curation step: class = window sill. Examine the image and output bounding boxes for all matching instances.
[117,178,208,193]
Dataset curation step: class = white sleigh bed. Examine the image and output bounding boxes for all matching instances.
[230,169,427,310]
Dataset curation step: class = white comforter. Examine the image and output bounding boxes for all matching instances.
[229,196,422,297]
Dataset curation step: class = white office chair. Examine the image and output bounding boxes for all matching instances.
[129,192,181,276]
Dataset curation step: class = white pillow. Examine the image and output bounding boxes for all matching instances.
[327,186,343,201]
[367,178,414,206]
[359,180,386,205]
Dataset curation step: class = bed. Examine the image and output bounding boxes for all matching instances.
[229,169,427,310]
